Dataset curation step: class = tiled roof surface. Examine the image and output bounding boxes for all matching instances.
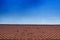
[0,24,60,40]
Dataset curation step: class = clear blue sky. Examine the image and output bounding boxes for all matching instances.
[0,0,60,24]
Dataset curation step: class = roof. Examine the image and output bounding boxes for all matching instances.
[0,24,60,40]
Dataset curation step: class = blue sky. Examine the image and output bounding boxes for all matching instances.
[0,0,60,24]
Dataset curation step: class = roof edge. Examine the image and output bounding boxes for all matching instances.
[0,24,60,26]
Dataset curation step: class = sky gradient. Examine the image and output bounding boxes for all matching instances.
[0,0,60,24]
